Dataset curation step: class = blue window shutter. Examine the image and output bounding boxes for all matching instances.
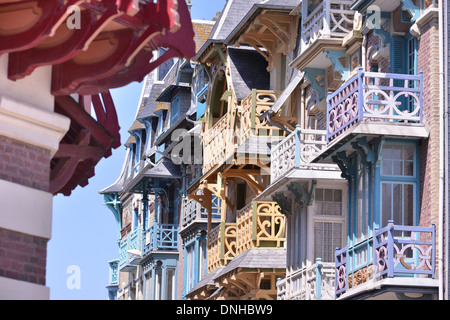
[390,37,407,111]
[390,37,407,74]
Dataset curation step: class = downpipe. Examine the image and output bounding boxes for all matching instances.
[438,0,445,300]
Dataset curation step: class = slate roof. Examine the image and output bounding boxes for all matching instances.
[224,0,301,45]
[228,47,270,101]
[137,76,168,120]
[99,149,131,194]
[186,266,224,297]
[142,159,182,179]
[194,0,263,60]
[209,0,263,41]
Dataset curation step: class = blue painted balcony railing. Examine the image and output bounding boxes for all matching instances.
[108,259,119,286]
[327,69,423,143]
[142,223,178,256]
[334,221,435,299]
[119,228,142,269]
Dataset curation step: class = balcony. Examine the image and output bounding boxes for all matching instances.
[207,200,286,273]
[119,228,142,271]
[142,223,178,256]
[236,201,286,255]
[181,198,221,232]
[108,259,119,286]
[270,126,339,183]
[207,221,237,273]
[327,69,425,144]
[277,259,335,300]
[202,89,282,172]
[335,221,436,299]
[301,0,355,51]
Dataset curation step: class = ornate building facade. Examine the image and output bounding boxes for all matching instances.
[102,0,450,301]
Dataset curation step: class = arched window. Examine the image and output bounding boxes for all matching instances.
[209,69,228,124]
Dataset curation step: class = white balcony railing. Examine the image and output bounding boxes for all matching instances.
[270,126,338,183]
[277,259,335,300]
[302,0,355,50]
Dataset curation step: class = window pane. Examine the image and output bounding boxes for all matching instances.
[382,159,392,175]
[383,144,393,159]
[404,145,414,161]
[393,160,403,176]
[334,190,342,202]
[404,161,414,176]
[325,189,333,201]
[392,145,402,160]
[315,188,324,202]
[393,184,402,225]
[314,188,343,216]
[404,184,414,226]
[382,183,392,227]
[381,143,416,177]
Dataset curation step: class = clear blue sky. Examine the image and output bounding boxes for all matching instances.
[46,0,225,300]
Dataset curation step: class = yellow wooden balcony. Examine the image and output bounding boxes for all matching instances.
[207,221,237,273]
[206,201,286,273]
[236,200,286,255]
[202,89,282,173]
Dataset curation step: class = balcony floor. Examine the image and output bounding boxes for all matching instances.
[256,166,343,201]
[337,277,439,300]
[314,122,429,163]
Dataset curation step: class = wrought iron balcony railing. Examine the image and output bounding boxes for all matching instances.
[301,0,355,51]
[334,221,435,299]
[277,259,335,300]
[327,69,423,143]
[119,228,142,269]
[270,126,338,183]
[142,223,178,256]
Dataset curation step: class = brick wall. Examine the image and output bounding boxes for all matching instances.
[0,228,47,285]
[192,21,214,53]
[0,136,50,192]
[417,13,441,266]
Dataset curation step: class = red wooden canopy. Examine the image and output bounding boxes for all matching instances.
[0,0,196,195]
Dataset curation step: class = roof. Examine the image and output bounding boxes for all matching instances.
[228,47,270,100]
[214,248,286,282]
[224,0,301,45]
[193,0,263,61]
[142,159,182,179]
[185,267,224,297]
[99,149,131,194]
[137,77,169,120]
